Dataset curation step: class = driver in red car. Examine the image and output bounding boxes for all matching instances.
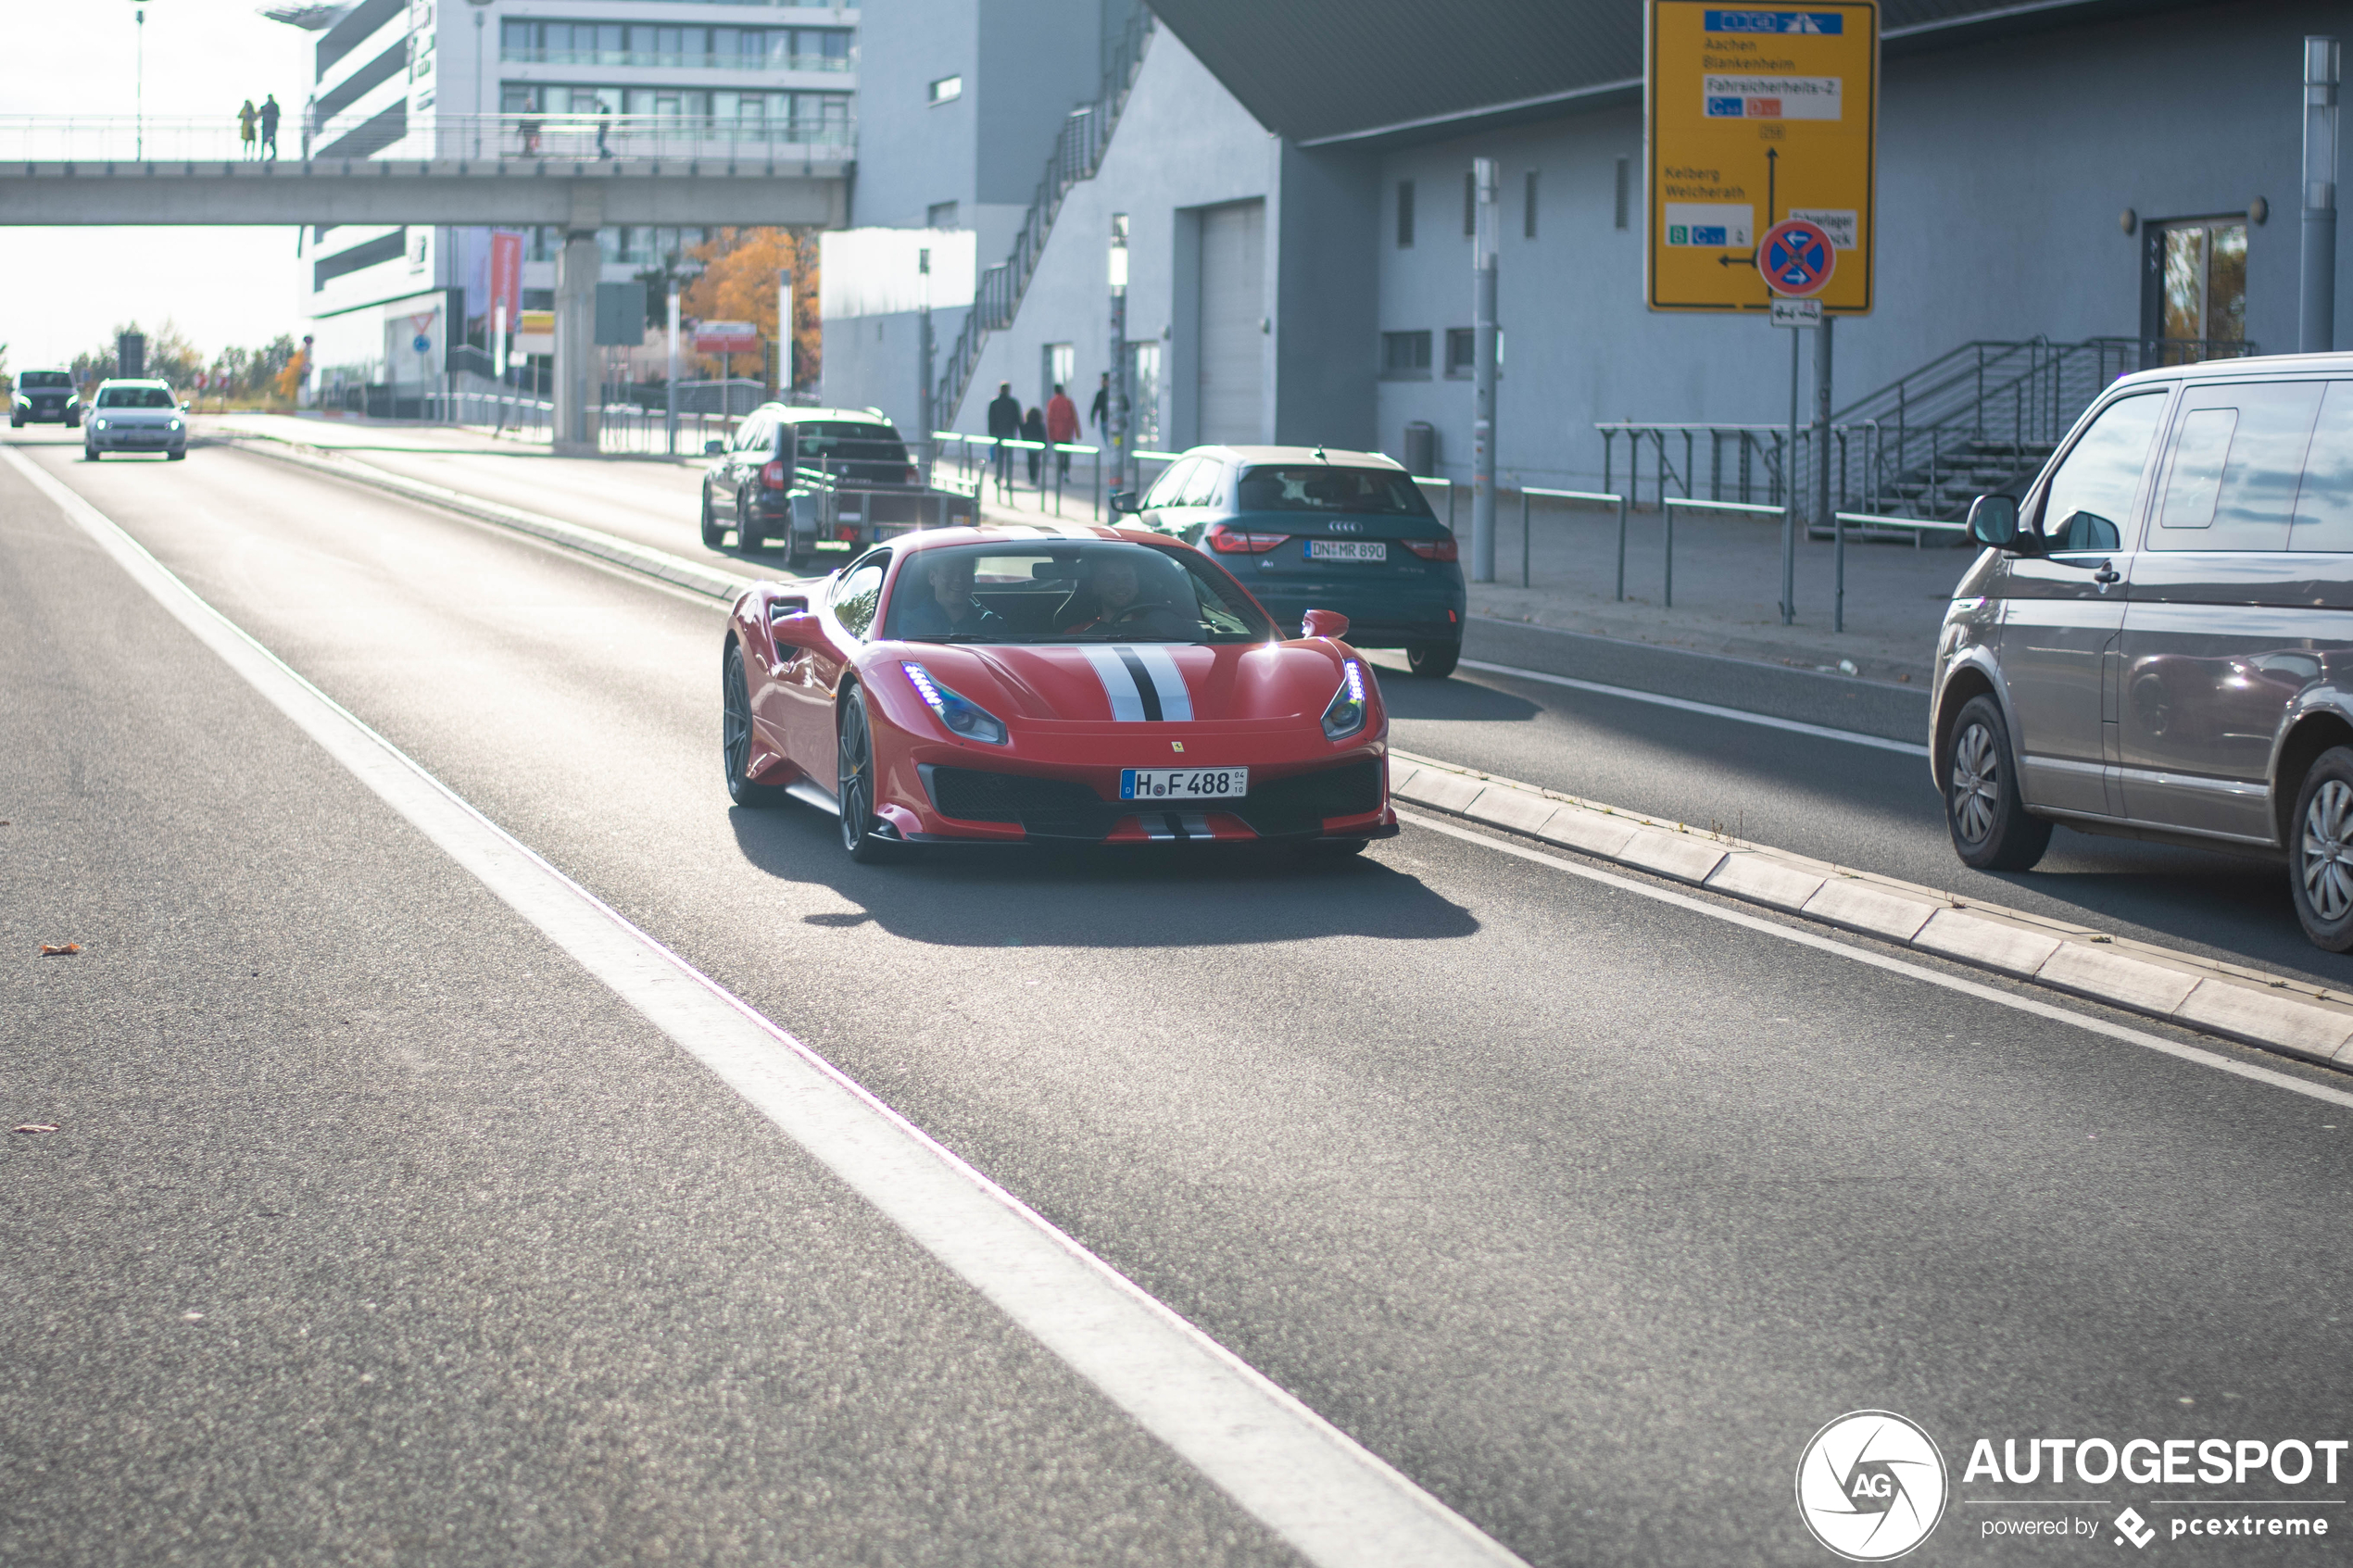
[897,552,1002,638]
[1059,553,1189,637]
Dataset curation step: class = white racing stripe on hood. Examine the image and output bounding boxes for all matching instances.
[1080,645,1149,721]
[1126,645,1194,721]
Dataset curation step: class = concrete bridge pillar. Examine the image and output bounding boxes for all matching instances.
[552,185,604,456]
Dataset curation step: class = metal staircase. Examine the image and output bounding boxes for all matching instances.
[1826,335,2258,521]
[931,7,1154,426]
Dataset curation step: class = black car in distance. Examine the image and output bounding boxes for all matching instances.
[700,404,925,569]
[11,370,82,429]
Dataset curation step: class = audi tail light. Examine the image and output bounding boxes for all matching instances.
[1404,537,1459,561]
[1206,522,1291,554]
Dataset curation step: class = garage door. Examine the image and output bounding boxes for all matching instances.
[1197,200,1265,445]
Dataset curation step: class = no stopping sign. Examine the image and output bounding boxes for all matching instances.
[1758,219,1836,298]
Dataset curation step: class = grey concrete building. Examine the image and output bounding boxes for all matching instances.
[824,0,2349,502]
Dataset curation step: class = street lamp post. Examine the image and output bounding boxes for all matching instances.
[468,0,493,159]
[1108,213,1129,492]
[917,248,936,483]
[1469,157,1499,584]
[132,4,149,160]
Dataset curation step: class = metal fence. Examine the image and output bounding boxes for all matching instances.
[0,112,854,166]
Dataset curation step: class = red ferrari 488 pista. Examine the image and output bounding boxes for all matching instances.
[721,525,1396,859]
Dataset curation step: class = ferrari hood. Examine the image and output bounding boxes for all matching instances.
[899,640,1349,725]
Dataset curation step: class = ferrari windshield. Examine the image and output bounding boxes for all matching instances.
[884,541,1275,644]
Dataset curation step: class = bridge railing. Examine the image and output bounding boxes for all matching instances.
[0,112,855,166]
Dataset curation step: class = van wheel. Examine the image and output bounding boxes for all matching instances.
[1406,640,1460,679]
[738,491,764,551]
[700,490,725,550]
[1944,695,2051,871]
[2290,747,2353,951]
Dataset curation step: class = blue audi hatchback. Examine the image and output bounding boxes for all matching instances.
[1114,445,1466,676]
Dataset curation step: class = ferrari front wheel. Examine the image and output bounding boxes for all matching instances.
[723,642,785,809]
[837,687,895,862]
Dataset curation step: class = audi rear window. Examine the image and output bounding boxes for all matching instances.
[1236,466,1433,517]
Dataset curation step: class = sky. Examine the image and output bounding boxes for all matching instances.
[0,1,316,371]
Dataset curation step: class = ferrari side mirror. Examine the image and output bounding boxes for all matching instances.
[1302,608,1350,641]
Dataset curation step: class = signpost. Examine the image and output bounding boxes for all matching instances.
[1648,0,1876,629]
[1645,2,1878,316]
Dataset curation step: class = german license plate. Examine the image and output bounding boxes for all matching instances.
[1120,766,1248,801]
[1307,540,1386,562]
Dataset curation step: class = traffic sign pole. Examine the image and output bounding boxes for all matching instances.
[1818,317,1837,633]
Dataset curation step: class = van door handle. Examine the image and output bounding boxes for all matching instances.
[2094,563,2121,584]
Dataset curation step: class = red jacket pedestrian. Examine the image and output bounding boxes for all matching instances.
[1045,386,1080,444]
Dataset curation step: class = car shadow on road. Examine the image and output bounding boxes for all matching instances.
[1372,674,1543,723]
[726,804,1482,948]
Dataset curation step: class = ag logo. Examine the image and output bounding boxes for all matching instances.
[1795,1411,1948,1561]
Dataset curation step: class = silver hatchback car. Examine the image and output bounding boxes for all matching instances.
[83,379,187,460]
[1931,352,2353,949]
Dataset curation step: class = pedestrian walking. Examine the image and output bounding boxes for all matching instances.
[519,116,543,157]
[1022,406,1047,486]
[258,94,282,160]
[596,100,614,160]
[1045,382,1079,483]
[986,381,1021,490]
[1088,370,1110,435]
[238,99,258,159]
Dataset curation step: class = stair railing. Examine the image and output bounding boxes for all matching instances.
[932,8,1154,423]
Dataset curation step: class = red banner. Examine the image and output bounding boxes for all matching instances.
[489,230,523,323]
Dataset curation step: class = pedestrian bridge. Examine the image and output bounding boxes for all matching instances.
[0,115,847,227]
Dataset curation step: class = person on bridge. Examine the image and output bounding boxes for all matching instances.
[1046,383,1079,482]
[238,99,258,159]
[596,101,615,160]
[258,95,282,160]
[986,382,1020,491]
[1088,370,1110,435]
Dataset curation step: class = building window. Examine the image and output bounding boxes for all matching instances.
[2149,217,2249,358]
[1464,170,1477,237]
[1380,331,1431,379]
[1396,181,1414,248]
[1446,328,1474,377]
[499,21,852,72]
[929,75,962,106]
[926,201,960,229]
[1524,169,1538,239]
[1614,157,1630,232]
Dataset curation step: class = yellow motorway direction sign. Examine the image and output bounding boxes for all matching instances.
[1646,1,1878,314]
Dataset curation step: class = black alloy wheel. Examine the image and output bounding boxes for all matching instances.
[738,491,764,551]
[2290,746,2353,951]
[1943,694,2051,871]
[1405,640,1460,679]
[700,486,726,550]
[722,642,786,808]
[836,687,894,862]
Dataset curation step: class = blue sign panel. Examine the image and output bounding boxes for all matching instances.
[1703,10,1844,31]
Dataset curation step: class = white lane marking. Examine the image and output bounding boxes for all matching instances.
[1396,807,2353,1111]
[6,442,1526,1568]
[1451,657,1930,758]
[1079,644,1149,721]
[1128,644,1196,721]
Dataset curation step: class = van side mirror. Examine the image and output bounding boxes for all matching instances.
[1967,494,2021,549]
[704,438,726,457]
[1109,489,1140,514]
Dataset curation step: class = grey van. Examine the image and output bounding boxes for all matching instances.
[1931,352,2353,950]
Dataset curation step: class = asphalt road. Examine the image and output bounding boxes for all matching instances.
[6,434,2351,1565]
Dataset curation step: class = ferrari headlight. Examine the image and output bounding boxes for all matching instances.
[902,661,1008,746]
[1321,659,1368,740]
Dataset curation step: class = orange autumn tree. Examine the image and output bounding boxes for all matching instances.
[681,227,822,392]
